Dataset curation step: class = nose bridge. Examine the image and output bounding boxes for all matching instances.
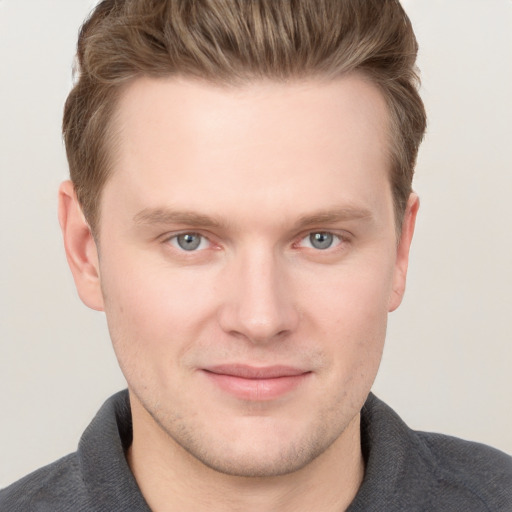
[219,244,298,343]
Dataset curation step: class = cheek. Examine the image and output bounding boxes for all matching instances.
[298,256,394,374]
[301,254,395,330]
[99,254,217,378]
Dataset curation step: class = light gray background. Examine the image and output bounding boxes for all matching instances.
[1,0,511,488]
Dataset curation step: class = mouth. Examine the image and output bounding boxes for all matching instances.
[201,364,312,401]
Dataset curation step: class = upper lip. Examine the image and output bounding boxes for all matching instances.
[203,364,309,379]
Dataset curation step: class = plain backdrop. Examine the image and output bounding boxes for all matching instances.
[1,0,511,487]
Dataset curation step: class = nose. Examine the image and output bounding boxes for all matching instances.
[217,249,300,344]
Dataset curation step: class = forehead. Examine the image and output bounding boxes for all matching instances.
[103,75,392,228]
[113,74,389,158]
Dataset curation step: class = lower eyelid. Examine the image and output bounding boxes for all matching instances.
[298,232,345,249]
[168,233,211,251]
[164,231,349,252]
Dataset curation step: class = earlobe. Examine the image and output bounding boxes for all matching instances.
[58,180,104,311]
[388,193,420,312]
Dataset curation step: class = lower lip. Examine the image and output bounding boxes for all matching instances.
[202,371,310,401]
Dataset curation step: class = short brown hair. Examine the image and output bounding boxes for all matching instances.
[63,0,426,234]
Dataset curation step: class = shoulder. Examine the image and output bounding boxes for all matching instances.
[0,391,145,512]
[355,394,512,511]
[416,430,512,509]
[0,452,89,512]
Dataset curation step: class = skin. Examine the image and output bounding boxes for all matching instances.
[59,74,418,512]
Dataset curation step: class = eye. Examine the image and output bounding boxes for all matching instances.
[168,232,210,251]
[299,232,342,250]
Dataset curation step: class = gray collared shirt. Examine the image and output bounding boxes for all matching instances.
[2,391,511,511]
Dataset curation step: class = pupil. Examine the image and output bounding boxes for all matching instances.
[178,233,201,250]
[310,232,333,250]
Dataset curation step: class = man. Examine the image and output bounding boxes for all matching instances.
[1,0,511,510]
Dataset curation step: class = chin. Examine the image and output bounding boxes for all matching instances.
[181,435,327,478]
[158,411,345,478]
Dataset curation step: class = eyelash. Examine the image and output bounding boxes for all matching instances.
[296,232,344,251]
[164,230,349,253]
[167,232,213,252]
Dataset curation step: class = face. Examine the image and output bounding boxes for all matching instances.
[63,75,417,477]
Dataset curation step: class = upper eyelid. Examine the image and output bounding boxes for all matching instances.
[296,229,350,241]
[166,232,213,253]
[298,231,343,242]
[293,231,350,252]
[160,229,350,247]
[162,230,213,242]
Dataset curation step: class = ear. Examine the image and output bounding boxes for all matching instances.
[58,180,104,311]
[388,193,419,312]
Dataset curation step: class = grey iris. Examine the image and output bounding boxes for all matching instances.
[177,233,202,251]
[310,232,334,250]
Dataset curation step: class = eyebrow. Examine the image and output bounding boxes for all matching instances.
[132,205,374,231]
[293,207,374,230]
[133,208,225,229]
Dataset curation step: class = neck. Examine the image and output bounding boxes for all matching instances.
[127,394,365,512]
